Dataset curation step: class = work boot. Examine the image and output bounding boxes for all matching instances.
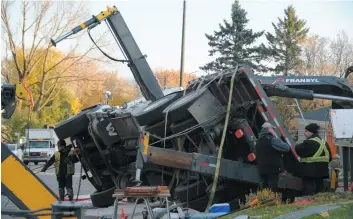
[67,188,74,202]
[58,188,65,201]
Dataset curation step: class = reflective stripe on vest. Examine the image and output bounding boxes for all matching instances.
[54,151,75,176]
[300,137,329,163]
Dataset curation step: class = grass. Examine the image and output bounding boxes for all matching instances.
[301,202,353,219]
[220,191,353,219]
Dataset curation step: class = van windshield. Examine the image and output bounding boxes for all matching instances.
[28,141,50,148]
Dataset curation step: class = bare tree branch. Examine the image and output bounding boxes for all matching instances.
[2,1,113,113]
[330,30,353,77]
[298,32,353,77]
[38,78,61,111]
[1,0,23,80]
[21,0,29,79]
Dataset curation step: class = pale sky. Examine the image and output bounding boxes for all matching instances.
[3,0,353,81]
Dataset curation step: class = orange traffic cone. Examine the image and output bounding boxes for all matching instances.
[120,207,128,219]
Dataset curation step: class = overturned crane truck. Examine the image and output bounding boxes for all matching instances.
[51,6,353,210]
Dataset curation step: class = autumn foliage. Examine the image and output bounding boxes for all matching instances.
[154,69,197,89]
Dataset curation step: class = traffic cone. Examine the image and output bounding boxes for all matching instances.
[120,207,128,219]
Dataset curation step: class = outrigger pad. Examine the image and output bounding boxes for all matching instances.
[277,172,303,191]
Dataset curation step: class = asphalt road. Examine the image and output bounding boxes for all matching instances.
[1,163,145,219]
[30,162,96,196]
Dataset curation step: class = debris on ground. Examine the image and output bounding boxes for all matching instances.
[320,211,329,217]
[240,189,281,209]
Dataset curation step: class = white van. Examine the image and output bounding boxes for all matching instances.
[7,143,24,162]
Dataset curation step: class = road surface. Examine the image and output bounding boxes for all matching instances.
[1,163,145,219]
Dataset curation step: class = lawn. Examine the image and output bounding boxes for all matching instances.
[220,192,353,219]
[302,202,353,219]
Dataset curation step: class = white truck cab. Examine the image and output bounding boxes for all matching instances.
[23,128,58,165]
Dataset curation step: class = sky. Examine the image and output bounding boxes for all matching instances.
[2,0,353,81]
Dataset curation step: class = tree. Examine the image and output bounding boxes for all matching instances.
[262,5,309,76]
[1,0,109,112]
[102,72,139,106]
[270,97,297,129]
[2,108,42,142]
[2,48,103,112]
[200,0,267,73]
[154,69,197,89]
[330,31,353,77]
[297,31,353,77]
[37,89,75,124]
[71,71,139,108]
[297,34,332,76]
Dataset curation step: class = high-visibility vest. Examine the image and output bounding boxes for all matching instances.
[300,137,330,163]
[54,151,75,176]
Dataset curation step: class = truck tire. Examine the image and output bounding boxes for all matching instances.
[163,87,208,123]
[90,187,116,208]
[174,180,207,202]
[34,162,38,165]
[24,161,29,165]
[133,91,183,126]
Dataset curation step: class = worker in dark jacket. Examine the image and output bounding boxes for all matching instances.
[256,122,290,195]
[294,123,332,195]
[41,139,78,201]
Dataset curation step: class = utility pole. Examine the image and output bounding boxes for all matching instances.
[164,76,167,90]
[179,0,186,87]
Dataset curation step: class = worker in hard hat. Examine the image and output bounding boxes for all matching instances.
[294,123,332,195]
[255,122,291,200]
[41,139,79,201]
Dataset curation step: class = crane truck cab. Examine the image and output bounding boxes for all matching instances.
[23,128,58,165]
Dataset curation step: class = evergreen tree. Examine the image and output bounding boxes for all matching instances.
[263,5,309,76]
[200,0,268,73]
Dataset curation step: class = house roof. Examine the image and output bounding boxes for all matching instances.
[295,107,331,121]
